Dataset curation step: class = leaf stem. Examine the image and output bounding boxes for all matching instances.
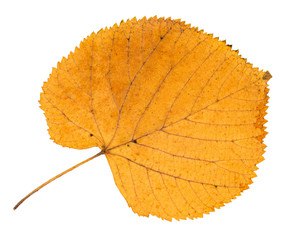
[13,150,104,210]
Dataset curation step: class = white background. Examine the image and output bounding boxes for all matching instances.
[1,0,291,239]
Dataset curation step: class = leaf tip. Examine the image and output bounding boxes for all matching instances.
[263,71,272,80]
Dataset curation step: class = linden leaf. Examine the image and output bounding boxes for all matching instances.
[16,16,271,221]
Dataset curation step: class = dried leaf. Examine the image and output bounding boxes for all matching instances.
[31,16,271,220]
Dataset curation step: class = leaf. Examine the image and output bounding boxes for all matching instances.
[39,16,270,220]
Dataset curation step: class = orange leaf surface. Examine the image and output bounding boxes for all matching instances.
[36,16,270,220]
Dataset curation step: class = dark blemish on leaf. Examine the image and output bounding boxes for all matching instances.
[127,144,130,147]
[133,139,137,143]
[160,36,163,39]
[90,133,93,137]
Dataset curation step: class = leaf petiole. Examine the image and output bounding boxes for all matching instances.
[13,150,104,210]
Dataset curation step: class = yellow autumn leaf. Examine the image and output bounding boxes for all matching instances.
[15,16,271,221]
